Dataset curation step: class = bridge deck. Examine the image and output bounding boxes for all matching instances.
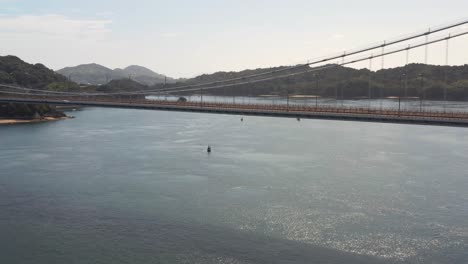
[1,97,468,127]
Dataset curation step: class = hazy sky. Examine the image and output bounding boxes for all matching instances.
[1,0,468,78]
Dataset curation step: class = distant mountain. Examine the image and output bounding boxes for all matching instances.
[0,55,68,89]
[96,78,148,93]
[58,63,112,85]
[57,63,174,86]
[123,65,167,79]
[0,56,150,95]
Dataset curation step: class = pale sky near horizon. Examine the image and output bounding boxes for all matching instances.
[1,0,468,78]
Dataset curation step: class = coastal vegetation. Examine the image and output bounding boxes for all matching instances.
[0,103,66,120]
[165,64,468,100]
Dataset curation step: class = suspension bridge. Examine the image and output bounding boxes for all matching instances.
[2,19,468,127]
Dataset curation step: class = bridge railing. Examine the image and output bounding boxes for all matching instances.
[2,94,468,121]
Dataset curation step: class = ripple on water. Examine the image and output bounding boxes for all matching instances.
[226,186,267,199]
[221,203,467,262]
[27,153,51,160]
[169,174,209,183]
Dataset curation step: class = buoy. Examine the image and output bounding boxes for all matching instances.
[297,117,301,121]
[207,146,211,153]
[241,117,244,122]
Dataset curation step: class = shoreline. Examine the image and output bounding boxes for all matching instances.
[0,116,70,125]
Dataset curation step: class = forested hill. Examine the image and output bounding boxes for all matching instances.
[167,64,468,100]
[0,56,149,94]
[0,55,69,89]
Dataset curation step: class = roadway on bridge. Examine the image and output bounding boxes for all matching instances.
[1,97,468,127]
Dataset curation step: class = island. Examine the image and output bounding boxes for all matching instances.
[0,103,69,125]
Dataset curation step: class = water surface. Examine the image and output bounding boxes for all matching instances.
[1,106,468,263]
